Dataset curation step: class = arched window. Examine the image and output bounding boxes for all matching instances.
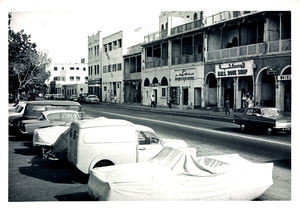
[161,77,168,86]
[152,77,159,84]
[161,24,164,31]
[194,13,198,20]
[144,78,150,86]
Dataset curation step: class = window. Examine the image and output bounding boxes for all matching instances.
[70,76,74,81]
[112,64,116,71]
[104,44,107,52]
[162,88,166,97]
[61,77,65,81]
[76,76,80,81]
[108,42,112,51]
[70,67,75,70]
[61,67,64,70]
[91,66,93,75]
[103,66,107,73]
[104,86,107,91]
[76,67,79,70]
[85,77,88,80]
[118,39,122,48]
[94,46,97,57]
[54,67,58,71]
[97,45,99,56]
[94,65,97,75]
[53,76,60,81]
[117,63,122,71]
[97,65,100,74]
[108,65,111,72]
[113,40,117,49]
[83,67,86,71]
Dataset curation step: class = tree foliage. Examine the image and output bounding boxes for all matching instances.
[8,13,51,97]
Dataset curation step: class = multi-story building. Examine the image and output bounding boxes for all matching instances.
[141,11,291,112]
[88,31,102,100]
[45,61,88,98]
[123,44,142,103]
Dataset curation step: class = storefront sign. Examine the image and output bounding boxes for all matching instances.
[277,75,291,81]
[215,60,254,78]
[175,69,195,81]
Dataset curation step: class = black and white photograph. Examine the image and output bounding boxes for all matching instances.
[1,0,300,209]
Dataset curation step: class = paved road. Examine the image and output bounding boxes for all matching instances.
[8,103,291,201]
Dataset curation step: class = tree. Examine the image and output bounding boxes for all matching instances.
[8,13,51,100]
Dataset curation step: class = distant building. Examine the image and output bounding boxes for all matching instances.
[88,31,102,100]
[45,62,88,98]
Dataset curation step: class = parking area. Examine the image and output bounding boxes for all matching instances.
[8,136,92,201]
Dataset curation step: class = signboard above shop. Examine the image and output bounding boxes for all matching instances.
[174,69,195,81]
[277,75,291,81]
[215,60,254,78]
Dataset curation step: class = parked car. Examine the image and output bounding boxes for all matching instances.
[43,120,193,162]
[69,95,78,101]
[85,95,99,104]
[88,147,273,201]
[53,94,65,100]
[9,102,27,122]
[9,100,83,135]
[63,118,192,174]
[78,93,88,103]
[233,107,291,134]
[44,94,53,100]
[18,110,82,136]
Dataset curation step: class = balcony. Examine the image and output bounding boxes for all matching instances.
[172,53,203,65]
[144,30,168,44]
[145,58,168,69]
[171,19,203,35]
[207,39,291,61]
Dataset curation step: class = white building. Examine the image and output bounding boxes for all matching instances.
[88,31,102,100]
[45,61,88,98]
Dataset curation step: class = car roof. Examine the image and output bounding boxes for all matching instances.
[42,109,80,115]
[71,117,134,129]
[134,124,155,133]
[26,100,80,106]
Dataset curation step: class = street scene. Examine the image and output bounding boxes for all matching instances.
[6,0,297,205]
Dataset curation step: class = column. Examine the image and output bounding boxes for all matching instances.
[279,13,282,52]
[217,78,223,109]
[234,77,240,109]
[160,43,162,67]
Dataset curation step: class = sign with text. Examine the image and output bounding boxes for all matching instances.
[277,75,291,81]
[215,60,254,78]
[174,69,195,81]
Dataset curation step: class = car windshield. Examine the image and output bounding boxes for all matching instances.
[46,112,80,122]
[138,131,159,145]
[261,108,281,117]
[15,105,24,113]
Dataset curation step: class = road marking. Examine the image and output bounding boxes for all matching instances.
[100,111,291,147]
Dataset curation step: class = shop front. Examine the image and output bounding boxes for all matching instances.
[169,66,204,109]
[214,60,254,110]
[124,80,142,103]
[88,79,102,101]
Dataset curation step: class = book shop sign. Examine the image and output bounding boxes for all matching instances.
[215,60,254,78]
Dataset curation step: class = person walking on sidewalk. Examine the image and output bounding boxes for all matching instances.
[150,94,156,108]
[224,97,230,115]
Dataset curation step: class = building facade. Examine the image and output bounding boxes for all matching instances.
[102,31,124,103]
[88,31,102,100]
[45,61,88,98]
[140,11,291,112]
[123,44,142,103]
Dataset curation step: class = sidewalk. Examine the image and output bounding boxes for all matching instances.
[100,102,239,123]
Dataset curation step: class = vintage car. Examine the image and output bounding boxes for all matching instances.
[18,109,82,136]
[9,102,27,123]
[69,95,78,101]
[88,147,273,201]
[233,107,291,134]
[44,94,53,100]
[41,118,193,174]
[85,95,100,104]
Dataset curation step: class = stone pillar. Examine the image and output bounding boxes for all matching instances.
[217,78,223,109]
[234,77,241,109]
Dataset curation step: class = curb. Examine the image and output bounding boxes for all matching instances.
[91,103,234,123]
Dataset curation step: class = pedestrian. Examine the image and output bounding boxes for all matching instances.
[224,97,230,115]
[247,97,254,108]
[114,95,117,104]
[150,94,155,108]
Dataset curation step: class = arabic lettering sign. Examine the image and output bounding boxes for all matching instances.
[215,60,254,78]
[175,69,195,81]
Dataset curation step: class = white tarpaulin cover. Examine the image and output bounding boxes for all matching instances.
[88,147,273,201]
[33,126,70,147]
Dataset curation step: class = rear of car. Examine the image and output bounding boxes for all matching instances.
[86,95,99,104]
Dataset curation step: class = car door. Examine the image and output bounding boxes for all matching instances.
[137,131,163,162]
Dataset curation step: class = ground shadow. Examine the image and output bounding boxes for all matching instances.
[267,159,291,169]
[55,192,94,201]
[19,156,89,184]
[14,147,36,156]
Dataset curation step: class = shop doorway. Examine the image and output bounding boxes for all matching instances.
[223,78,234,108]
[194,88,202,109]
[153,89,157,105]
[206,73,217,107]
[182,87,189,105]
[260,71,276,107]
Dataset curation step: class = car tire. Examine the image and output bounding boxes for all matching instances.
[266,127,273,135]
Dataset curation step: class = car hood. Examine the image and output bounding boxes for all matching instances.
[160,138,188,149]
